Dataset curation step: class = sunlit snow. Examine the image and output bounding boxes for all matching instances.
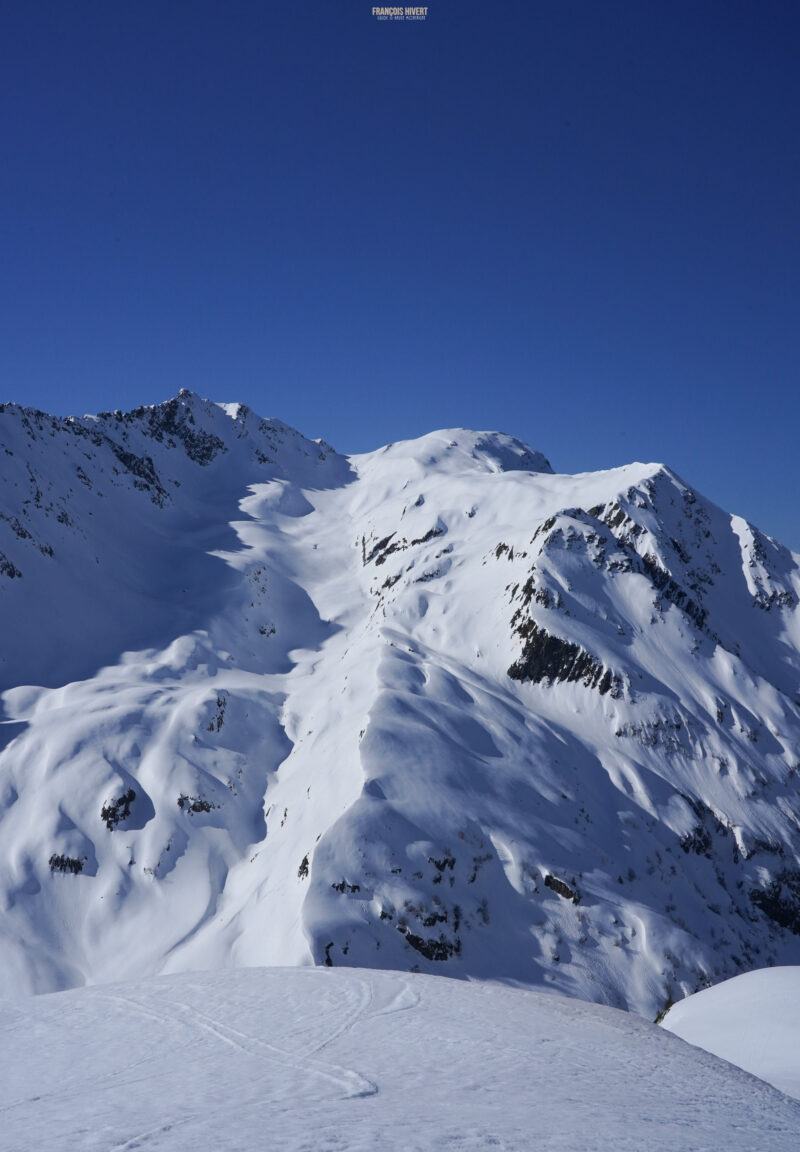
[1,392,799,1021]
[2,967,799,1151]
[662,965,800,1101]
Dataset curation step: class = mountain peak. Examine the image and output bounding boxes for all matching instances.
[355,427,553,478]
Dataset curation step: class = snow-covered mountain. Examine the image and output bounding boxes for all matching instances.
[1,390,800,1015]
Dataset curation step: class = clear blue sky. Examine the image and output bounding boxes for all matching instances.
[1,1,798,547]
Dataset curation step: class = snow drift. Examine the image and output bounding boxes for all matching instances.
[662,965,800,1100]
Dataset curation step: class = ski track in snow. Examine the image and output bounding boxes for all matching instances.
[100,981,379,1102]
[1,967,800,1151]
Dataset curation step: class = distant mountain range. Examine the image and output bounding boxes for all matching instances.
[1,390,799,1016]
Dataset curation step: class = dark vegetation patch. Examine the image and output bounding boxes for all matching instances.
[177,794,216,814]
[331,879,361,893]
[49,854,85,874]
[101,788,136,830]
[0,552,22,579]
[208,694,227,732]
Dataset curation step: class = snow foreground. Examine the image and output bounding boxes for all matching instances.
[1,392,800,1015]
[2,966,799,1152]
[661,965,800,1101]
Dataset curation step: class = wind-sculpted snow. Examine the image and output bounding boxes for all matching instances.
[2,967,799,1151]
[1,392,800,1016]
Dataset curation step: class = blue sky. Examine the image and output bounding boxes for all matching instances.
[1,1,798,547]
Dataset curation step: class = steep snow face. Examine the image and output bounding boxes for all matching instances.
[3,967,799,1152]
[1,392,800,1013]
[0,392,351,690]
[661,966,800,1100]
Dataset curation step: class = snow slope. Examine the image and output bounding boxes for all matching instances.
[661,965,800,1100]
[2,966,799,1152]
[1,391,800,1015]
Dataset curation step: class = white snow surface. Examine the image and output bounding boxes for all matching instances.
[1,391,800,1015]
[2,965,799,1152]
[661,965,800,1101]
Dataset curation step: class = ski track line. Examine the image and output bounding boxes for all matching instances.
[299,973,374,1059]
[100,990,378,1101]
[368,973,421,1019]
[108,1119,192,1152]
[185,998,380,1101]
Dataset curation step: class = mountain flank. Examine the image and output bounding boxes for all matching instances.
[1,391,799,1016]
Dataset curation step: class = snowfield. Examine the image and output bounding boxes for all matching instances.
[1,392,800,1019]
[662,965,800,1101]
[2,966,799,1152]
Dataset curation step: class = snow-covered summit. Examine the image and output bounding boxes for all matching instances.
[354,427,554,479]
[1,393,799,1016]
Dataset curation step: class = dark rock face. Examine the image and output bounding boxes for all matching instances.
[544,874,580,904]
[399,930,461,962]
[361,524,446,570]
[123,394,227,466]
[640,552,707,630]
[108,445,167,505]
[508,620,619,696]
[750,871,800,934]
[679,797,729,858]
